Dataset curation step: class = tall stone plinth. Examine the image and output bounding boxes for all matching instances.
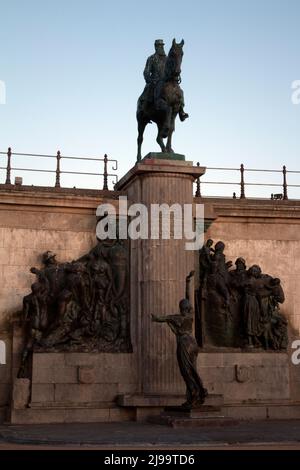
[116,157,205,395]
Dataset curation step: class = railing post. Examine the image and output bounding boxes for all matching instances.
[283,165,288,200]
[5,147,11,185]
[240,163,245,199]
[103,154,108,190]
[195,162,201,197]
[55,150,61,188]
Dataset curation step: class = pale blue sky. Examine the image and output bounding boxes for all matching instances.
[0,0,299,195]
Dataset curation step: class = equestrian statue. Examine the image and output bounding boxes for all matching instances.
[136,38,189,161]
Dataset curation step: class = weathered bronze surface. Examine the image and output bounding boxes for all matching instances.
[18,238,132,377]
[137,39,189,160]
[152,271,207,409]
[196,240,288,350]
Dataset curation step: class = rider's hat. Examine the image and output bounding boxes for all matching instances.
[154,39,164,46]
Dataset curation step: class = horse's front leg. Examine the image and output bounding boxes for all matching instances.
[156,124,166,153]
[137,119,147,161]
[166,114,176,153]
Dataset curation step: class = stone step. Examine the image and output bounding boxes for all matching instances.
[162,405,222,417]
[147,401,239,428]
[29,401,115,409]
[117,393,223,408]
[10,406,134,424]
[148,414,238,428]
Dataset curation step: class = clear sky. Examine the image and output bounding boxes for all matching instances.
[0,0,299,195]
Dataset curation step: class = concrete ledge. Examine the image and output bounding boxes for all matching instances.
[222,402,300,420]
[197,198,300,222]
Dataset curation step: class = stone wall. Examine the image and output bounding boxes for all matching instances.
[12,352,137,423]
[197,352,290,404]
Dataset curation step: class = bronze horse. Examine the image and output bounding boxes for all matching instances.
[136,39,187,161]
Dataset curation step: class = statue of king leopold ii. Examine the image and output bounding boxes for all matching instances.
[136,38,189,161]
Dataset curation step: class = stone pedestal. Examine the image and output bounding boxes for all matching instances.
[143,152,185,161]
[149,399,237,428]
[116,157,205,396]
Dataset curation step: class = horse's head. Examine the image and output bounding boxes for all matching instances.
[164,38,184,82]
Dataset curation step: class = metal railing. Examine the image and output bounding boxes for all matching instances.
[0,148,118,190]
[195,163,300,200]
[1,150,298,199]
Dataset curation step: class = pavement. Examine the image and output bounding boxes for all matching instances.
[0,419,300,449]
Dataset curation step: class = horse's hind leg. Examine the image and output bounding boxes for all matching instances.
[137,119,146,161]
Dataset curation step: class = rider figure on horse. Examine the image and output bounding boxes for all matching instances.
[142,39,188,122]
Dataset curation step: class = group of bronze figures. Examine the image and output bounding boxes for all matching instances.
[198,240,288,350]
[18,238,131,378]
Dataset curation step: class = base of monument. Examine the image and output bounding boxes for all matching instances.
[116,393,225,423]
[143,152,185,161]
[148,405,237,428]
[8,400,300,424]
[7,340,296,424]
